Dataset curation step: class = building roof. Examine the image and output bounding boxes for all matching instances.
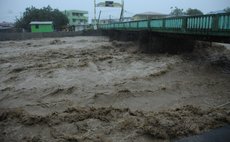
[30,21,53,25]
[0,26,13,30]
[0,22,14,27]
[0,22,14,30]
[134,12,167,17]
[207,10,226,14]
[64,10,88,14]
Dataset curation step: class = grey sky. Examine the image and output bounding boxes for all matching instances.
[0,0,229,22]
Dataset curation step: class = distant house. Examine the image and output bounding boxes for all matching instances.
[123,17,133,22]
[30,21,53,33]
[0,22,14,33]
[63,10,88,31]
[133,12,168,20]
[207,10,226,15]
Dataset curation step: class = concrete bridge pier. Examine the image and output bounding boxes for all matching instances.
[104,30,139,41]
[104,30,196,54]
[139,32,196,54]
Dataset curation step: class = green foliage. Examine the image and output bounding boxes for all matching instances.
[15,6,68,31]
[170,7,185,16]
[224,7,230,13]
[186,8,203,16]
[170,7,204,16]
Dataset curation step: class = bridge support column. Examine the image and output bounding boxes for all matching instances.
[104,30,196,54]
[106,30,139,41]
[139,32,195,54]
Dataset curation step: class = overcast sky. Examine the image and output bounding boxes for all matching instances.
[0,0,229,23]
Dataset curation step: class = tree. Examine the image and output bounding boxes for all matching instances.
[224,7,230,13]
[15,6,68,31]
[186,8,203,16]
[170,7,185,16]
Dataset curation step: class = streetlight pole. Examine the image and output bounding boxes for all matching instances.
[94,0,96,25]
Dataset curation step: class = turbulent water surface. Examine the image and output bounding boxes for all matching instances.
[0,37,230,142]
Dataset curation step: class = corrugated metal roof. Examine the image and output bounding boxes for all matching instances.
[30,21,53,25]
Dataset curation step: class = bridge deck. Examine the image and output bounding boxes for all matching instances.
[99,13,230,42]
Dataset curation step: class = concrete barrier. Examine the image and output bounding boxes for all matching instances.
[0,30,103,41]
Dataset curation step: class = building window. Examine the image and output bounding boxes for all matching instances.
[35,25,39,29]
[72,13,80,16]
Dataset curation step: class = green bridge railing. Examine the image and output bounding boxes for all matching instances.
[99,13,230,37]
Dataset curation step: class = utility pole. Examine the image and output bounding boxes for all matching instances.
[94,0,96,21]
[97,10,102,25]
[94,0,97,29]
[109,15,111,23]
[120,0,124,22]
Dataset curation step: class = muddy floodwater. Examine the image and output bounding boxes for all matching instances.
[0,36,230,142]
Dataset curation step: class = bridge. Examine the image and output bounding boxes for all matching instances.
[98,13,230,48]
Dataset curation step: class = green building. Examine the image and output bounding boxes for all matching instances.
[63,10,88,31]
[30,21,54,33]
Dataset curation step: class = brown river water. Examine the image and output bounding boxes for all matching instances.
[0,36,229,142]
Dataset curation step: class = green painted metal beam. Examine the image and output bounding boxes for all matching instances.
[99,13,230,37]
